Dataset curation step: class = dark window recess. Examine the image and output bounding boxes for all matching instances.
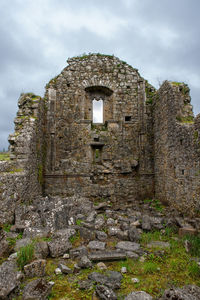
[94,148,101,162]
[125,116,131,122]
[94,137,99,142]
[91,145,103,163]
[180,139,183,145]
[182,169,185,175]
[127,85,130,89]
[67,83,70,87]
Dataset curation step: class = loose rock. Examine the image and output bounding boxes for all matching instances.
[24,259,46,277]
[88,240,106,250]
[125,291,153,300]
[22,278,52,300]
[0,261,23,299]
[159,285,200,300]
[96,284,117,300]
[116,241,140,252]
[77,255,92,268]
[58,263,73,274]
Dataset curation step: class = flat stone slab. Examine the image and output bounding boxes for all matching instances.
[146,241,170,249]
[178,227,198,237]
[89,251,127,261]
[22,278,53,300]
[88,271,122,289]
[87,240,106,250]
[125,291,153,300]
[116,241,140,252]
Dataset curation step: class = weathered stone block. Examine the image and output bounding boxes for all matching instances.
[24,259,46,277]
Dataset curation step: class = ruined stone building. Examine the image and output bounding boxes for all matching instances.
[0,54,200,224]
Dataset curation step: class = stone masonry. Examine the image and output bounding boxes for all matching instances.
[0,53,200,224]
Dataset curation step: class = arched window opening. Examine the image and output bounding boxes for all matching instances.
[93,98,103,123]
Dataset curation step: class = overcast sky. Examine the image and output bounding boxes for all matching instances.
[0,0,200,150]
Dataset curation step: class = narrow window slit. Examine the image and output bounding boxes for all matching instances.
[93,98,103,123]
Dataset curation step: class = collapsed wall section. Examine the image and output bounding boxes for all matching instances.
[0,93,45,224]
[154,81,200,214]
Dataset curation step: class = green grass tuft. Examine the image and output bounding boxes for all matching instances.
[3,223,12,232]
[17,243,34,270]
[183,234,200,257]
[143,261,159,274]
[6,232,23,247]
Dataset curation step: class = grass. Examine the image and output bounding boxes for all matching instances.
[14,228,200,299]
[143,199,164,212]
[143,261,160,274]
[76,219,83,226]
[171,82,189,95]
[17,243,34,270]
[8,168,23,173]
[6,232,23,247]
[69,231,82,247]
[171,81,184,86]
[2,223,12,232]
[113,229,200,298]
[46,259,95,300]
[72,53,115,61]
[182,234,200,257]
[0,152,10,161]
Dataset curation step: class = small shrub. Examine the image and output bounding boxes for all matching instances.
[17,243,34,270]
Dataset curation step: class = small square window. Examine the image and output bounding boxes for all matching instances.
[125,116,131,122]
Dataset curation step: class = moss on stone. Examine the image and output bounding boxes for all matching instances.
[145,81,156,105]
[0,152,10,161]
[176,116,194,123]
[71,52,115,61]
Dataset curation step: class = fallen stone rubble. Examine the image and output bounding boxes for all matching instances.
[0,196,200,299]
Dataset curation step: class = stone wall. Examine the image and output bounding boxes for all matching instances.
[1,54,200,223]
[0,93,45,224]
[154,81,200,214]
[44,54,155,203]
